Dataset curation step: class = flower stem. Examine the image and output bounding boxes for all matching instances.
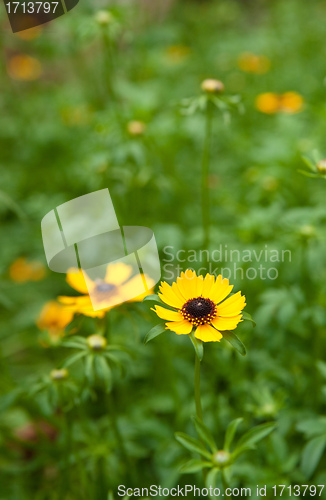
[194,355,203,421]
[201,100,213,248]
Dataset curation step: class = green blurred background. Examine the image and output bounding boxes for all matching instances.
[1,0,326,498]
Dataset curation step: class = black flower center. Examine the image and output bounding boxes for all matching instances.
[181,297,217,326]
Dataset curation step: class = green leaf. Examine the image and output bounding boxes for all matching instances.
[192,417,217,453]
[144,323,166,344]
[205,467,220,491]
[142,294,162,304]
[189,332,204,361]
[175,432,212,460]
[84,355,94,384]
[297,169,318,178]
[63,351,87,368]
[302,155,317,172]
[301,435,326,478]
[242,312,256,327]
[224,418,243,451]
[230,444,256,462]
[236,422,276,448]
[0,189,27,220]
[94,356,112,391]
[222,331,246,356]
[179,459,212,474]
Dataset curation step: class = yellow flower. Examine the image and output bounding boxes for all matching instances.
[37,301,74,340]
[255,92,304,114]
[9,257,46,283]
[7,54,42,81]
[165,45,191,63]
[127,120,146,136]
[237,52,270,74]
[280,92,304,114]
[152,270,246,343]
[16,26,42,41]
[59,262,155,318]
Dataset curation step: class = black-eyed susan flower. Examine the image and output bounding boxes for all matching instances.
[7,54,42,81]
[37,301,74,342]
[152,269,246,343]
[255,91,303,114]
[237,52,270,74]
[10,257,46,283]
[59,262,155,319]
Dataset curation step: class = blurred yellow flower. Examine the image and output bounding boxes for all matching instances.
[237,52,270,74]
[165,45,191,63]
[59,262,155,319]
[37,301,74,341]
[16,26,42,41]
[255,91,303,114]
[9,257,46,283]
[152,269,246,342]
[127,120,146,136]
[7,54,42,81]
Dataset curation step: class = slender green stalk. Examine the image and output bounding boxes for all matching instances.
[201,100,213,248]
[194,355,203,421]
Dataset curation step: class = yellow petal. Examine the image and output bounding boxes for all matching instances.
[211,315,243,331]
[201,273,215,298]
[217,292,246,317]
[172,281,187,303]
[195,275,204,296]
[152,305,183,322]
[66,268,94,294]
[165,319,192,335]
[176,269,197,300]
[194,324,222,342]
[209,275,233,304]
[105,262,132,286]
[158,281,184,309]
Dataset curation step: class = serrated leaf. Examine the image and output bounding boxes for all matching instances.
[175,432,212,460]
[142,294,162,304]
[222,331,246,356]
[144,323,166,344]
[224,418,243,451]
[236,422,276,448]
[189,332,204,361]
[242,312,256,327]
[301,435,326,478]
[179,458,212,474]
[192,417,217,453]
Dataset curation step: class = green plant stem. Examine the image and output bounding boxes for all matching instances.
[194,355,203,421]
[201,100,213,248]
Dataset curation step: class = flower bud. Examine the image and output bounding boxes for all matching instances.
[95,10,113,25]
[127,120,146,136]
[212,450,231,467]
[87,334,107,351]
[317,159,326,174]
[50,368,68,381]
[201,79,225,94]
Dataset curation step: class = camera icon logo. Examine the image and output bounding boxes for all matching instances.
[3,0,79,33]
[41,189,161,311]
